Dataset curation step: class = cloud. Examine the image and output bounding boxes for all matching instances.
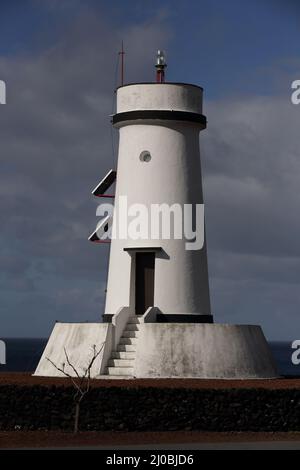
[0,9,171,336]
[202,94,300,338]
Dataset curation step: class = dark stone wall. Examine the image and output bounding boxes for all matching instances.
[0,385,300,432]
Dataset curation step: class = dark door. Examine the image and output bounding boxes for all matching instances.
[135,252,155,315]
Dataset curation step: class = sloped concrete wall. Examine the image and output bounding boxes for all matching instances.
[134,323,278,378]
[34,323,113,378]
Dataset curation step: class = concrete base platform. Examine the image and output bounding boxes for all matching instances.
[34,321,278,379]
[134,323,278,379]
[34,322,113,378]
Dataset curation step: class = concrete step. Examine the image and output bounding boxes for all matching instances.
[117,344,136,352]
[126,324,140,331]
[106,367,133,376]
[111,351,136,359]
[108,359,134,367]
[119,337,137,345]
[122,330,137,338]
[127,317,142,324]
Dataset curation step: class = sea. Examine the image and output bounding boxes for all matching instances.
[0,339,299,376]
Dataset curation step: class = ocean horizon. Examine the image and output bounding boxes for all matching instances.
[0,339,299,377]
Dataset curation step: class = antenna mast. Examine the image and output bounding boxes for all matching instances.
[119,41,125,86]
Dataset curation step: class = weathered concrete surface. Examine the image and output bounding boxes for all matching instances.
[34,322,278,379]
[117,83,203,114]
[134,323,278,378]
[112,306,132,348]
[34,323,113,378]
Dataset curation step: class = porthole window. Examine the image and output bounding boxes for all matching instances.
[139,150,151,163]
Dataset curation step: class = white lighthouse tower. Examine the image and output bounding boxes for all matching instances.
[35,51,278,379]
[104,51,211,324]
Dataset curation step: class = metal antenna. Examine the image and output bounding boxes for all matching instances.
[119,41,125,86]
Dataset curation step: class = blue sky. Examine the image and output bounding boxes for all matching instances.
[1,0,299,97]
[1,0,300,340]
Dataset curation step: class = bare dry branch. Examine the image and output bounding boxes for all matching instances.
[46,341,105,433]
[46,356,82,395]
[63,348,81,380]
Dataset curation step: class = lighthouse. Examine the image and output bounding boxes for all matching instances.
[35,51,278,379]
[104,50,211,324]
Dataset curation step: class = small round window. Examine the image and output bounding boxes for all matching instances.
[139,150,151,163]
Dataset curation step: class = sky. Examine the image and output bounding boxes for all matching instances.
[0,0,300,339]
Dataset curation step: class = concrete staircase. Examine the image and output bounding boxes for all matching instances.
[105,316,141,377]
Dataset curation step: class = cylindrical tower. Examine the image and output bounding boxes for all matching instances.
[104,81,212,322]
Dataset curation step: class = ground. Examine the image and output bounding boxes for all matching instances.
[1,373,300,449]
[1,372,300,389]
[1,431,300,449]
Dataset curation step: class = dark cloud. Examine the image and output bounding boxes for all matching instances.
[0,10,170,336]
[202,96,300,337]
